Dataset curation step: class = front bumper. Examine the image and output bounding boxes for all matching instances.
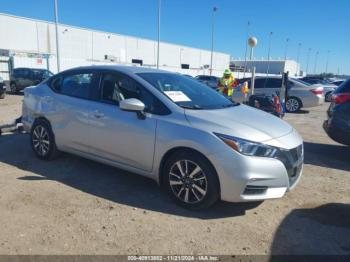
[323,119,350,146]
[208,134,303,202]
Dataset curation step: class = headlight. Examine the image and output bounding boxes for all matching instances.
[214,133,278,158]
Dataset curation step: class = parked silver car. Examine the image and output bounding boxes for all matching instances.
[22,66,304,209]
[232,77,324,112]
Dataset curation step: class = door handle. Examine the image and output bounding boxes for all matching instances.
[93,110,104,118]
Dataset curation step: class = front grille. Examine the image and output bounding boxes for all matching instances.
[275,144,303,186]
[243,185,268,195]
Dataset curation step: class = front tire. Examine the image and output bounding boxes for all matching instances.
[31,119,60,160]
[0,92,5,99]
[163,150,220,210]
[286,97,302,113]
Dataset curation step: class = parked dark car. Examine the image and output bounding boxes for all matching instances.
[0,76,5,99]
[195,75,219,89]
[331,80,345,86]
[10,68,54,93]
[323,79,350,146]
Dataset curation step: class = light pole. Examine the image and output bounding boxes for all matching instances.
[325,50,330,74]
[296,43,301,74]
[54,0,60,72]
[284,38,289,60]
[313,51,319,74]
[243,21,250,78]
[156,0,161,69]
[306,48,312,75]
[179,48,184,65]
[210,6,218,76]
[266,32,273,76]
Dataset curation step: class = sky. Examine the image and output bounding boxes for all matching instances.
[1,0,349,75]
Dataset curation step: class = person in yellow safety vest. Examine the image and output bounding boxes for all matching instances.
[218,69,239,97]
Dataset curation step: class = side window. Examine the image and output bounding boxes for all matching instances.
[59,73,93,99]
[13,69,22,78]
[265,78,282,88]
[22,69,30,78]
[254,79,265,89]
[51,76,63,92]
[100,73,170,115]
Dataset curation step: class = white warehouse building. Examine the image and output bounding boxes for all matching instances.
[230,60,302,76]
[0,13,230,80]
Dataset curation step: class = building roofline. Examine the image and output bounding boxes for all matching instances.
[0,12,229,57]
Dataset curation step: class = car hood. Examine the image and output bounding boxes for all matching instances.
[185,104,293,143]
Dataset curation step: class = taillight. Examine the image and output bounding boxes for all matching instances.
[332,93,350,104]
[310,88,323,95]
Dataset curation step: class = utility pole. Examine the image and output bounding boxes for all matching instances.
[156,0,161,69]
[325,50,330,74]
[54,0,60,72]
[243,21,250,78]
[296,43,301,75]
[306,48,312,75]
[266,32,273,76]
[210,6,218,76]
[284,38,289,60]
[314,51,319,74]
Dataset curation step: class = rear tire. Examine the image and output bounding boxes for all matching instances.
[30,119,60,160]
[286,97,302,113]
[163,150,220,210]
[0,92,5,99]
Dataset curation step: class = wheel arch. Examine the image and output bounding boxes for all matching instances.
[158,146,220,192]
[287,96,303,110]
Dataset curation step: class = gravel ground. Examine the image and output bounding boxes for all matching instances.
[0,93,349,255]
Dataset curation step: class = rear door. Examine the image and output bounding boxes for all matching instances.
[260,78,282,95]
[48,70,99,153]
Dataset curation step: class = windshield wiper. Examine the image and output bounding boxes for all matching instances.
[180,105,203,110]
[222,103,239,108]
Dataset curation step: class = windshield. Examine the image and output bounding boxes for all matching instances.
[138,73,237,110]
[292,78,312,86]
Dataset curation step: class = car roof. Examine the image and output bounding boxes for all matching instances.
[60,65,170,75]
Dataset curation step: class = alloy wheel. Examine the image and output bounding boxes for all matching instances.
[32,125,50,156]
[286,98,300,112]
[169,160,207,204]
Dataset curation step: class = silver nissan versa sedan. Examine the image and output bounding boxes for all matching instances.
[22,66,304,209]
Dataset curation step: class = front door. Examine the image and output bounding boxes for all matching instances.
[88,72,158,172]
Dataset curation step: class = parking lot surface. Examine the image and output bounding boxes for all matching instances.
[0,94,349,255]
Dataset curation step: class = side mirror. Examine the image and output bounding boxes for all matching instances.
[119,98,146,119]
[120,98,145,112]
